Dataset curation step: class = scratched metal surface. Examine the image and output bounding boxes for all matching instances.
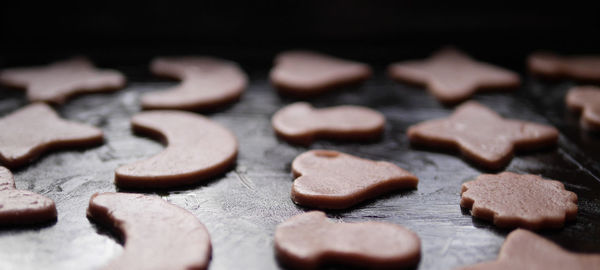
[0,63,599,270]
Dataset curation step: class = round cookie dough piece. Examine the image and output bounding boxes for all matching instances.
[115,110,238,189]
[272,102,385,145]
[0,166,57,226]
[460,172,577,229]
[275,211,421,270]
[291,150,418,209]
[270,50,372,96]
[87,192,212,270]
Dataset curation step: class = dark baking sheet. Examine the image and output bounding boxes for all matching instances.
[0,59,599,270]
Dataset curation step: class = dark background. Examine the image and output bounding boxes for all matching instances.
[1,1,600,68]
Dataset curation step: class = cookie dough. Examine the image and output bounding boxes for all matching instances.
[461,172,577,229]
[407,101,558,170]
[142,56,247,111]
[272,102,385,145]
[87,192,211,270]
[270,50,371,96]
[291,150,418,209]
[0,166,57,225]
[115,110,237,189]
[566,86,600,131]
[388,48,520,104]
[458,229,600,270]
[0,103,104,168]
[275,211,421,270]
[528,52,600,82]
[0,57,125,104]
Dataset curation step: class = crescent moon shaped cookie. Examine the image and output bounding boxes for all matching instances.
[0,57,125,104]
[275,211,421,270]
[291,150,418,209]
[528,52,600,82]
[87,192,212,270]
[271,102,385,145]
[458,229,600,270]
[142,56,247,111]
[566,86,600,131]
[0,103,104,168]
[270,50,372,96]
[460,172,577,229]
[388,48,520,104]
[115,110,238,189]
[0,166,57,225]
[407,101,558,170]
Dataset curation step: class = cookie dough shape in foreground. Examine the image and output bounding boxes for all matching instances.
[407,101,558,170]
[275,211,421,270]
[115,110,237,189]
[291,150,418,209]
[0,166,56,225]
[272,102,385,145]
[0,103,104,168]
[461,172,577,229]
[566,86,600,131]
[87,192,211,270]
[528,52,600,82]
[388,48,520,104]
[0,57,125,104]
[458,229,600,270]
[270,50,372,96]
[142,56,247,111]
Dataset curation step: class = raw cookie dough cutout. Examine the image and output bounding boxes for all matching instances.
[270,50,372,96]
[528,52,600,82]
[142,56,247,111]
[87,192,211,270]
[0,166,57,226]
[458,229,600,270]
[271,102,385,145]
[407,101,558,170]
[461,172,577,229]
[388,47,520,104]
[566,86,600,131]
[291,150,418,209]
[0,57,125,104]
[275,211,421,270]
[0,103,104,168]
[115,110,238,189]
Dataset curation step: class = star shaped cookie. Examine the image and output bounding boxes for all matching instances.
[458,229,600,270]
[566,86,600,131]
[0,103,104,168]
[0,57,125,104]
[388,48,520,104]
[407,101,558,170]
[461,172,577,229]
